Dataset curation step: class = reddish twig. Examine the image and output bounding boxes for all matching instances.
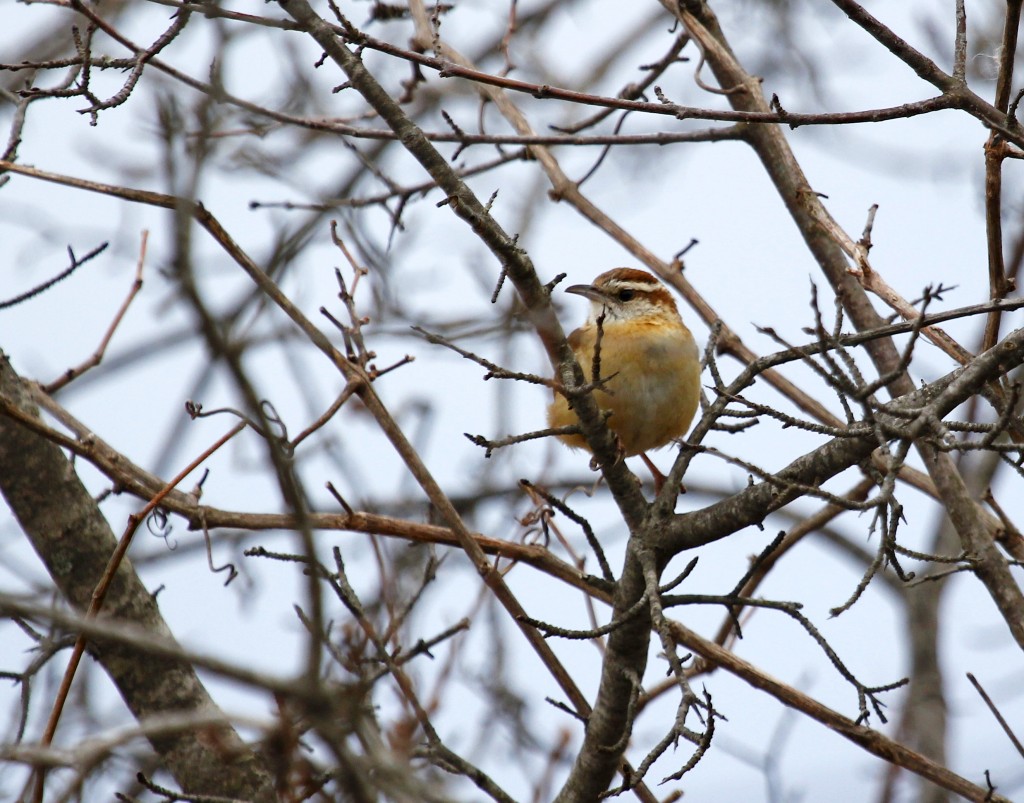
[45,231,148,394]
[35,421,246,800]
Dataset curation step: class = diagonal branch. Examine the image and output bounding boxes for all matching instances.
[0,354,276,802]
[668,0,1024,654]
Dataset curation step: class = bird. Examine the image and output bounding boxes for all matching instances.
[547,268,701,491]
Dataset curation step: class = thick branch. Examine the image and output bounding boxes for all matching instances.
[275,0,649,528]
[0,353,275,802]
[668,0,1024,652]
[670,620,1011,803]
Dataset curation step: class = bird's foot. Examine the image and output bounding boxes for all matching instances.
[640,453,685,497]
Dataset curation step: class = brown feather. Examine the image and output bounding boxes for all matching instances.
[548,269,700,456]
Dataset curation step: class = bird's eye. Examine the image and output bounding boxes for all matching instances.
[617,289,635,301]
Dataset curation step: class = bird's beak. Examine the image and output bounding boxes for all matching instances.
[565,283,615,305]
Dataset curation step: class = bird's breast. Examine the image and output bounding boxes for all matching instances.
[584,321,700,454]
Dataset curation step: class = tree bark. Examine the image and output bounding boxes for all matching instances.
[0,352,275,802]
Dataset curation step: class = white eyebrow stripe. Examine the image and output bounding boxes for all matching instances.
[604,281,661,292]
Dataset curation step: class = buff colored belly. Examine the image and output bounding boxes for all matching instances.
[548,321,700,456]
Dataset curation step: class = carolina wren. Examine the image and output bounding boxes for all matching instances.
[547,268,701,484]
